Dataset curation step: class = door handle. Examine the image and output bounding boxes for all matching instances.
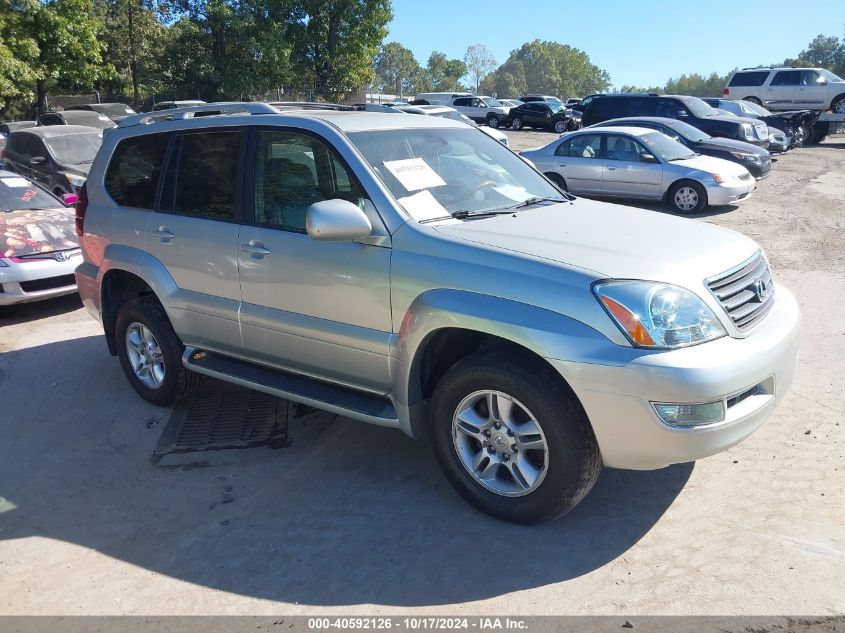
[557,163,567,167]
[152,226,175,242]
[241,240,271,256]
[607,166,617,171]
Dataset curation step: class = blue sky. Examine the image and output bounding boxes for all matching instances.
[386,0,845,89]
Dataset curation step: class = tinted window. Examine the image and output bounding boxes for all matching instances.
[453,98,471,106]
[729,71,770,87]
[161,130,242,221]
[39,114,63,126]
[771,71,801,86]
[555,134,601,158]
[655,98,685,118]
[105,133,170,209]
[254,130,365,232]
[625,98,657,116]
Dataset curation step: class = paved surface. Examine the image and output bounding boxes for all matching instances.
[0,133,843,616]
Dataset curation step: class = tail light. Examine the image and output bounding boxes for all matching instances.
[723,88,730,95]
[75,182,88,237]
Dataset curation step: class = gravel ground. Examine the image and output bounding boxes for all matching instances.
[0,132,843,619]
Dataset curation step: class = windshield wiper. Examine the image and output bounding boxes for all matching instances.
[508,195,568,210]
[450,209,519,220]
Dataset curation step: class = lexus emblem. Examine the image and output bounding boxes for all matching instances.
[753,279,769,301]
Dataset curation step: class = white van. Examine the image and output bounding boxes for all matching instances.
[413,92,472,105]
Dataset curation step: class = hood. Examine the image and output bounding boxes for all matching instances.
[434,198,758,286]
[671,154,751,178]
[1,207,78,258]
[695,136,769,156]
[56,162,91,176]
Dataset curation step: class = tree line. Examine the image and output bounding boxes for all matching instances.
[0,0,392,117]
[618,34,845,97]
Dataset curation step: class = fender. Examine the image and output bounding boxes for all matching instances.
[391,288,632,408]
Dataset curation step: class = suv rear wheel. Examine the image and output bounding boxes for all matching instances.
[486,114,501,128]
[115,297,201,406]
[429,353,601,524]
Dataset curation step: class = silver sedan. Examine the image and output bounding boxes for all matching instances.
[520,126,756,214]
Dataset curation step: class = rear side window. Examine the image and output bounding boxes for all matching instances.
[771,71,801,86]
[729,71,770,87]
[160,130,242,221]
[453,98,471,106]
[555,134,602,158]
[105,133,170,209]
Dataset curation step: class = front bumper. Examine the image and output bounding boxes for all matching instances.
[705,179,755,206]
[553,285,801,470]
[0,256,80,305]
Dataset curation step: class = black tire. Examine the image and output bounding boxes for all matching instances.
[830,93,845,114]
[115,297,201,406]
[796,124,813,146]
[667,180,707,214]
[744,96,762,105]
[553,119,567,134]
[511,117,522,130]
[486,114,500,129]
[429,353,601,524]
[545,172,568,192]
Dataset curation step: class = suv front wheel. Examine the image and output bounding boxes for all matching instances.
[115,297,201,406]
[429,353,601,524]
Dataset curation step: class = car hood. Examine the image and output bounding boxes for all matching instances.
[1,207,78,258]
[670,154,751,178]
[434,198,758,285]
[695,136,769,156]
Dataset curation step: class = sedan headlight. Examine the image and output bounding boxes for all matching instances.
[729,150,761,163]
[65,174,86,187]
[594,281,726,348]
[740,123,754,139]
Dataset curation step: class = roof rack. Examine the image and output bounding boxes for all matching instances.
[117,102,279,128]
[267,101,357,111]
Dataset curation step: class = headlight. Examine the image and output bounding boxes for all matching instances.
[729,150,761,163]
[593,281,726,348]
[740,123,754,139]
[711,173,724,183]
[66,174,86,187]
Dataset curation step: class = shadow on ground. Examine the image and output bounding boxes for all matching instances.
[0,335,693,607]
[0,293,82,325]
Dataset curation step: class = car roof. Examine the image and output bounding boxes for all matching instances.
[570,125,655,137]
[288,110,466,132]
[598,117,681,125]
[14,125,102,137]
[736,67,819,72]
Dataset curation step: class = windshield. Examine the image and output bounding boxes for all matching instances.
[432,110,479,127]
[45,133,102,164]
[97,103,136,116]
[819,69,843,82]
[681,96,719,118]
[742,100,771,116]
[349,127,564,220]
[639,131,697,161]
[663,119,710,142]
[0,176,61,211]
[482,97,503,107]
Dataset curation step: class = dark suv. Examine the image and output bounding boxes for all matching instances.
[581,94,770,148]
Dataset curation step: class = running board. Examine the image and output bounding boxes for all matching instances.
[182,347,399,428]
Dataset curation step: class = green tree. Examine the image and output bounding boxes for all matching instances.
[12,0,111,113]
[463,43,496,93]
[664,71,728,97]
[0,0,39,115]
[374,41,419,96]
[485,40,610,99]
[426,51,466,91]
[786,33,845,77]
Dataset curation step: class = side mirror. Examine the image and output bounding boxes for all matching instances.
[676,110,688,118]
[306,199,372,242]
[61,192,78,205]
[640,153,659,164]
[30,156,46,166]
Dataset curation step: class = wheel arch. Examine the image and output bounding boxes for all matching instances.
[664,177,708,206]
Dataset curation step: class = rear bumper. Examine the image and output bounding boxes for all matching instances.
[553,285,801,470]
[74,260,102,323]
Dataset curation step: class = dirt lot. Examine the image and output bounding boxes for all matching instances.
[0,130,843,618]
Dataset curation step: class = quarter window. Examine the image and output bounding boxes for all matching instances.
[253,130,365,232]
[105,133,170,210]
[160,130,242,220]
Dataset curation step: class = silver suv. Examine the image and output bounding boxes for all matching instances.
[724,67,845,112]
[75,103,801,523]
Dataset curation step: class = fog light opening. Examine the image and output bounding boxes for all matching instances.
[652,401,726,427]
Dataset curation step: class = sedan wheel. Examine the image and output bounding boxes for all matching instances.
[511,117,522,130]
[668,181,707,214]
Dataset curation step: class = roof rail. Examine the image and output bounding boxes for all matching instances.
[117,102,279,128]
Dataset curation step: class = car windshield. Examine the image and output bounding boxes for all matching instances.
[482,98,503,107]
[639,131,697,161]
[662,119,710,142]
[0,176,61,211]
[63,112,114,129]
[97,103,136,116]
[681,96,719,118]
[548,104,563,113]
[819,69,843,82]
[45,133,102,164]
[741,101,772,116]
[349,127,565,220]
[431,110,479,127]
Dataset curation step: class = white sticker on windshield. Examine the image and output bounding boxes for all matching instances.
[383,158,446,192]
[398,189,450,222]
[1,177,31,188]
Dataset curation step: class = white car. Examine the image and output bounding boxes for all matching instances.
[723,67,845,112]
[447,95,511,128]
[521,126,755,214]
[393,104,509,146]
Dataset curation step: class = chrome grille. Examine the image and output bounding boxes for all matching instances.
[706,251,774,331]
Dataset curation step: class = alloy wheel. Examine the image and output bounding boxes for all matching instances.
[125,322,165,389]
